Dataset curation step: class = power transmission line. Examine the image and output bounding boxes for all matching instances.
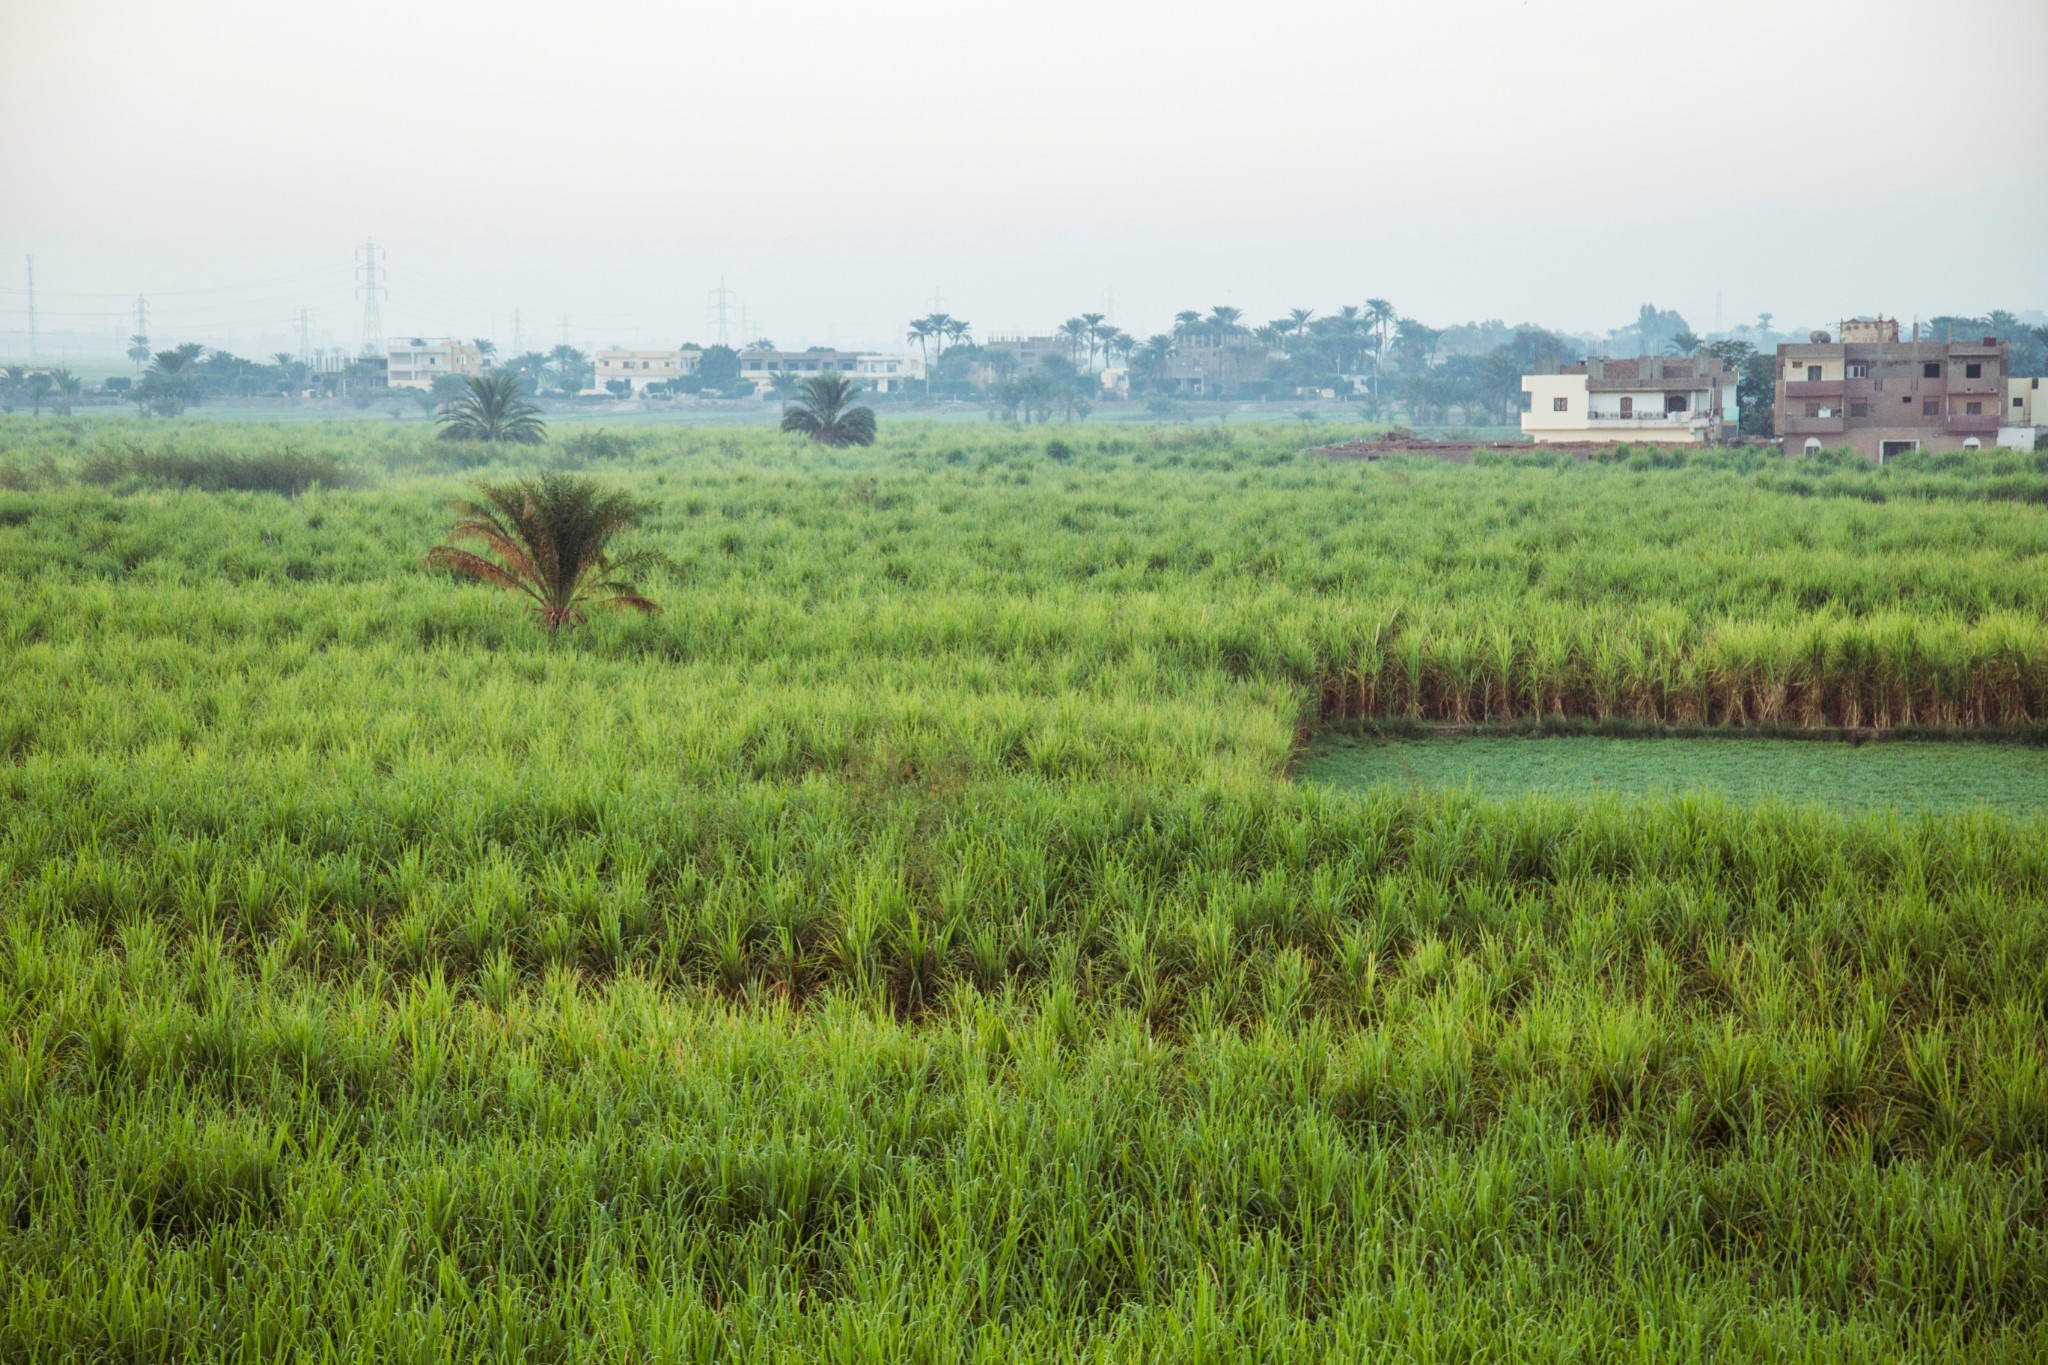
[354,239,386,357]
[708,277,733,347]
[25,256,36,356]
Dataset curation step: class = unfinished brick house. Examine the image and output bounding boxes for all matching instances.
[1775,317,2008,461]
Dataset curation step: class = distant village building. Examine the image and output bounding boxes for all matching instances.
[2004,377,2047,451]
[1155,334,1269,398]
[386,337,486,390]
[592,347,700,396]
[1520,355,1736,444]
[1774,317,2008,460]
[737,349,924,395]
[980,335,1074,371]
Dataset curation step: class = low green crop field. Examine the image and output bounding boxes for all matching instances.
[1301,734,2048,815]
[4,418,2048,1360]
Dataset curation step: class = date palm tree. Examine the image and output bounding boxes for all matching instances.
[906,318,937,393]
[1055,317,1090,367]
[780,372,876,447]
[436,373,546,444]
[50,368,81,417]
[423,473,663,629]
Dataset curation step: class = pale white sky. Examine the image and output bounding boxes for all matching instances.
[3,0,2044,357]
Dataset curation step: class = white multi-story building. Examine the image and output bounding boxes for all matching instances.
[738,349,925,395]
[1521,355,1737,445]
[593,347,701,396]
[387,337,488,390]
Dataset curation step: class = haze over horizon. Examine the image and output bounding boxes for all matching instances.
[4,0,2044,359]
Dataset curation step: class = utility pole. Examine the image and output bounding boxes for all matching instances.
[24,256,36,356]
[709,277,733,347]
[354,238,386,357]
[512,307,523,355]
[295,307,312,361]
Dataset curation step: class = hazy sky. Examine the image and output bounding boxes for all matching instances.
[3,0,2044,356]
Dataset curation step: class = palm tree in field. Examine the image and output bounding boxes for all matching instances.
[1666,329,1702,356]
[1079,312,1106,368]
[50,368,81,417]
[127,334,152,371]
[1288,307,1315,342]
[1058,317,1092,367]
[26,372,52,416]
[423,473,663,629]
[1365,298,1395,358]
[1172,310,1202,338]
[436,373,547,444]
[906,317,937,392]
[473,338,498,361]
[780,372,877,447]
[942,317,971,352]
[1206,306,1243,334]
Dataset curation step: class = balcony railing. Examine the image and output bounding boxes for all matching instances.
[1584,410,1703,425]
[1946,413,1999,434]
[1784,379,1845,399]
[1781,416,1846,436]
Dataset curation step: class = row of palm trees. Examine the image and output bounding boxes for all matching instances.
[905,313,970,392]
[1,365,84,417]
[1055,314,1135,371]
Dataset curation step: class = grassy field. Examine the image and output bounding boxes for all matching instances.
[4,417,2048,1359]
[1300,733,2048,815]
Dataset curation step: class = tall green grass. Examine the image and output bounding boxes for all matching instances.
[3,417,2047,1358]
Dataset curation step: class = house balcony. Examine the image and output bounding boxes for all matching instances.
[1784,379,1845,400]
[1781,415,1846,436]
[1946,413,2000,435]
[1585,410,1705,427]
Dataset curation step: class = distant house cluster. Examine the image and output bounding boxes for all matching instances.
[1518,316,2044,460]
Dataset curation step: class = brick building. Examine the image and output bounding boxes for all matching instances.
[1775,317,2007,461]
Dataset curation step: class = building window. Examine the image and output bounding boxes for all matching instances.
[1619,396,1633,417]
[1806,365,1822,381]
[1924,362,1941,379]
[1850,402,1869,416]
[1552,396,1568,412]
[1664,393,1688,413]
[1847,363,1868,378]
[2018,397,2027,408]
[1805,403,1821,418]
[1923,399,1939,416]
[1965,362,1982,379]
[1966,401,1982,415]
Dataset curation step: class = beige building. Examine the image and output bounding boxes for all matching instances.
[1521,355,1736,444]
[387,337,487,390]
[2003,376,2047,450]
[593,347,701,396]
[738,349,925,395]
